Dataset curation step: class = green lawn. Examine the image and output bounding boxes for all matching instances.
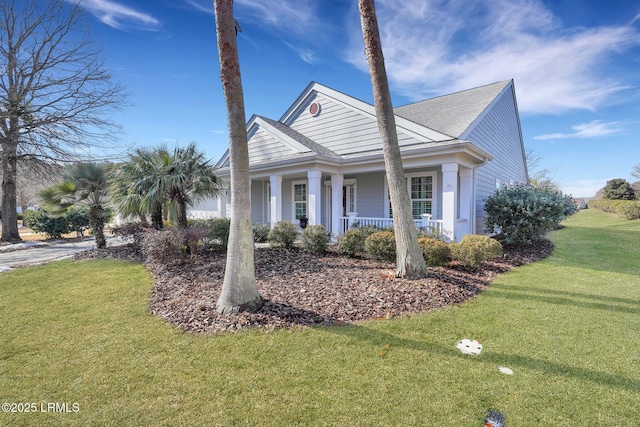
[1,209,639,426]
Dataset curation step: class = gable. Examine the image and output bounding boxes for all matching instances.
[394,80,511,138]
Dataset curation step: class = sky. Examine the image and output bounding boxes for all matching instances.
[69,0,640,198]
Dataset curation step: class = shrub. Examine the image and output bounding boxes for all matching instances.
[253,223,270,243]
[111,222,150,249]
[65,206,90,236]
[268,221,298,249]
[301,225,330,255]
[450,234,502,268]
[589,199,640,220]
[364,231,396,262]
[337,229,366,257]
[615,201,640,220]
[190,218,231,250]
[603,178,636,200]
[484,185,575,245]
[23,209,69,239]
[141,227,208,265]
[418,237,451,267]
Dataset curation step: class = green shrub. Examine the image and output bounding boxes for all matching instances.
[23,209,70,239]
[190,218,231,250]
[65,206,90,236]
[300,225,330,255]
[141,227,208,264]
[484,185,576,245]
[418,237,451,267]
[615,201,640,220]
[450,234,502,268]
[365,231,396,262]
[590,199,640,220]
[268,221,298,249]
[337,229,366,257]
[253,223,270,243]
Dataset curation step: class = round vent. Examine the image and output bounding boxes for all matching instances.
[309,102,321,117]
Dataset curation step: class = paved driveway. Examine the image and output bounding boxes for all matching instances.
[0,237,125,270]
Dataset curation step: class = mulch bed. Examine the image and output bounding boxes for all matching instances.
[75,238,553,333]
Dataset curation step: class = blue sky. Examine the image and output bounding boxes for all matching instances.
[72,0,640,197]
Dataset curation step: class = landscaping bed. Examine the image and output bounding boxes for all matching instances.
[77,238,553,333]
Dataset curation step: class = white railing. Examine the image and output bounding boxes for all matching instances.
[340,213,451,240]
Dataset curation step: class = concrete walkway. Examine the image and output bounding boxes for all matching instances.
[0,237,125,270]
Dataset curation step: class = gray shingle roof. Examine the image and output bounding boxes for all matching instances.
[394,80,511,138]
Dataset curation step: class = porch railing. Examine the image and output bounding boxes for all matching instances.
[340,213,451,240]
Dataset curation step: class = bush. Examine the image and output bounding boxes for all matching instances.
[301,225,330,255]
[337,229,366,257]
[450,234,502,268]
[253,223,271,243]
[23,209,69,239]
[364,231,396,262]
[268,221,298,249]
[589,199,640,220]
[190,218,231,250]
[141,227,208,264]
[484,185,575,245]
[418,237,451,267]
[65,206,90,236]
[111,222,150,249]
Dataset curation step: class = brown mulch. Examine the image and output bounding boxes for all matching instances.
[75,238,553,334]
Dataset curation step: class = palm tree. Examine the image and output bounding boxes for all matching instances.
[214,0,263,314]
[162,142,221,228]
[110,143,221,229]
[358,0,428,279]
[40,162,110,248]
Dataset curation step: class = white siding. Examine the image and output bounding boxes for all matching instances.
[465,88,528,232]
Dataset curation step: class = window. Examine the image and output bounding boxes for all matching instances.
[293,181,307,219]
[386,172,436,219]
[410,176,432,218]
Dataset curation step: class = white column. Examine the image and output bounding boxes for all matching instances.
[458,167,474,237]
[442,163,459,241]
[217,188,227,218]
[331,173,344,237]
[269,175,282,228]
[307,170,322,226]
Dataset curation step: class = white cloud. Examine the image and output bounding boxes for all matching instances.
[184,0,214,15]
[559,179,606,198]
[235,0,318,37]
[345,0,640,114]
[534,120,626,140]
[75,0,160,31]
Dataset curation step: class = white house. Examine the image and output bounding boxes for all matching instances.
[191,80,528,242]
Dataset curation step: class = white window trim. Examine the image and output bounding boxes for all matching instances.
[384,171,438,219]
[291,180,308,222]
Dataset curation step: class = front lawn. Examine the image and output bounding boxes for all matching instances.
[1,209,638,426]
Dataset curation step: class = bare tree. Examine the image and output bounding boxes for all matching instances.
[0,0,126,241]
[526,149,559,191]
[358,0,427,279]
[214,0,263,314]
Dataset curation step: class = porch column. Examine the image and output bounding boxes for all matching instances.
[442,163,459,241]
[331,173,344,237]
[458,167,474,237]
[217,187,227,218]
[308,171,322,225]
[269,174,282,228]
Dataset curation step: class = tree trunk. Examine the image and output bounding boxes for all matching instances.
[89,205,106,249]
[151,203,163,230]
[214,0,263,314]
[1,142,21,242]
[358,0,427,279]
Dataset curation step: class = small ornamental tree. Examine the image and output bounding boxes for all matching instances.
[603,178,636,201]
[484,184,577,245]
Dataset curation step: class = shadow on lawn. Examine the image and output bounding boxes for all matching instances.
[322,324,640,394]
[483,287,639,315]
[495,284,640,308]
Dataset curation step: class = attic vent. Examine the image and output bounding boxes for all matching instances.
[309,102,321,117]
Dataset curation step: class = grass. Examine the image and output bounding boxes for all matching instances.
[1,209,639,426]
